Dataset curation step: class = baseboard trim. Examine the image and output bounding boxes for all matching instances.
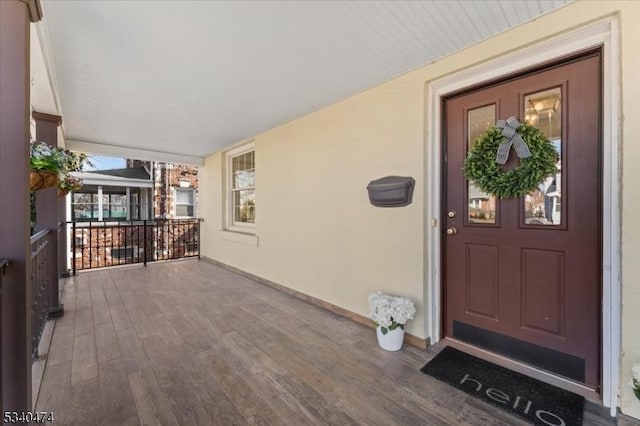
[201,257,430,350]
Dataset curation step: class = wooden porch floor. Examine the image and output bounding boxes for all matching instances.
[36,260,628,425]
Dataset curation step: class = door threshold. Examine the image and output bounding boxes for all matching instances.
[442,337,601,404]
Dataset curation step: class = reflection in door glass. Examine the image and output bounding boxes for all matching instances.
[468,105,496,224]
[524,87,562,225]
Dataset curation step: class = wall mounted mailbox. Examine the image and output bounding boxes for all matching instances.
[366,176,415,207]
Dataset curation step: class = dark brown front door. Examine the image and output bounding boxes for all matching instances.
[443,51,601,389]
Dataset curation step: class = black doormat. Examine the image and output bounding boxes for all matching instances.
[421,346,584,425]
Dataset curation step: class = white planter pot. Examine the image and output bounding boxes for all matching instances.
[376,326,405,351]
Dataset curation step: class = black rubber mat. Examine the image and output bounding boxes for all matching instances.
[421,346,584,425]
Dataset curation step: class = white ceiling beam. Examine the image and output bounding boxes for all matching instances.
[72,172,154,188]
[67,138,203,166]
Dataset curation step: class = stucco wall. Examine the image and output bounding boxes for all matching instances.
[200,0,640,417]
[200,75,426,334]
[617,0,640,417]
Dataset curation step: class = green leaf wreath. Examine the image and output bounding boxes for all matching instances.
[463,122,558,199]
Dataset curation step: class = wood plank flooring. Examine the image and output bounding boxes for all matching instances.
[35,260,628,425]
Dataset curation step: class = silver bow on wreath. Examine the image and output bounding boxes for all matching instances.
[494,116,532,165]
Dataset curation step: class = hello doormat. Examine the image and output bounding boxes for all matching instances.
[421,346,584,425]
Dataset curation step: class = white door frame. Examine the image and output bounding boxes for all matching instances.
[425,18,621,414]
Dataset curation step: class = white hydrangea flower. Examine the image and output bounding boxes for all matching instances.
[391,296,416,325]
[368,292,416,329]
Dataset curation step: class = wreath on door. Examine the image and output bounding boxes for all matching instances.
[463,117,558,199]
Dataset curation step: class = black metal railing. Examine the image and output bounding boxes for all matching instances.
[68,219,202,273]
[31,229,51,359]
[59,221,70,277]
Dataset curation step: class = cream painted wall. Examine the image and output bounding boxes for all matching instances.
[201,74,426,336]
[200,0,640,417]
[617,1,640,418]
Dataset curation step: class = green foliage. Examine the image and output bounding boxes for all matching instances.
[30,141,91,191]
[463,123,558,199]
[58,175,84,191]
[30,141,89,173]
[377,321,404,335]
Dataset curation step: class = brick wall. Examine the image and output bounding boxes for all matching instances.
[72,224,154,270]
[127,160,199,218]
[72,220,199,271]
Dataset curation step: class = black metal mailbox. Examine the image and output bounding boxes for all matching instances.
[366,176,415,207]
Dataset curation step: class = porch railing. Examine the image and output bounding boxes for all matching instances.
[68,219,202,273]
[31,229,52,359]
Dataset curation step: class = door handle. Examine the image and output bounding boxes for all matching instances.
[446,227,458,235]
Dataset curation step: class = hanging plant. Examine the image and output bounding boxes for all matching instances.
[58,175,84,197]
[30,141,90,193]
[29,169,59,192]
[463,118,558,199]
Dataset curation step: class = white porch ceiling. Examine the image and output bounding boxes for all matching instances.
[40,0,572,163]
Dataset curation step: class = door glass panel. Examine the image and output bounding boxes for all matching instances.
[468,104,497,224]
[523,87,562,225]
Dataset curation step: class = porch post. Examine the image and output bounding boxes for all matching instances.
[98,186,104,221]
[33,112,64,316]
[0,0,42,412]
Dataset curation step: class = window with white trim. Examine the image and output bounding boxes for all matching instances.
[226,143,255,230]
[174,188,195,217]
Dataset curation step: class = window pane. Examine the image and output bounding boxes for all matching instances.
[524,87,562,226]
[232,155,241,173]
[73,193,92,203]
[233,170,255,189]
[109,194,127,218]
[111,194,127,206]
[233,189,255,224]
[176,189,193,204]
[229,149,256,226]
[232,152,255,189]
[72,192,96,220]
[73,204,93,219]
[110,208,127,218]
[176,205,193,217]
[468,104,497,224]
